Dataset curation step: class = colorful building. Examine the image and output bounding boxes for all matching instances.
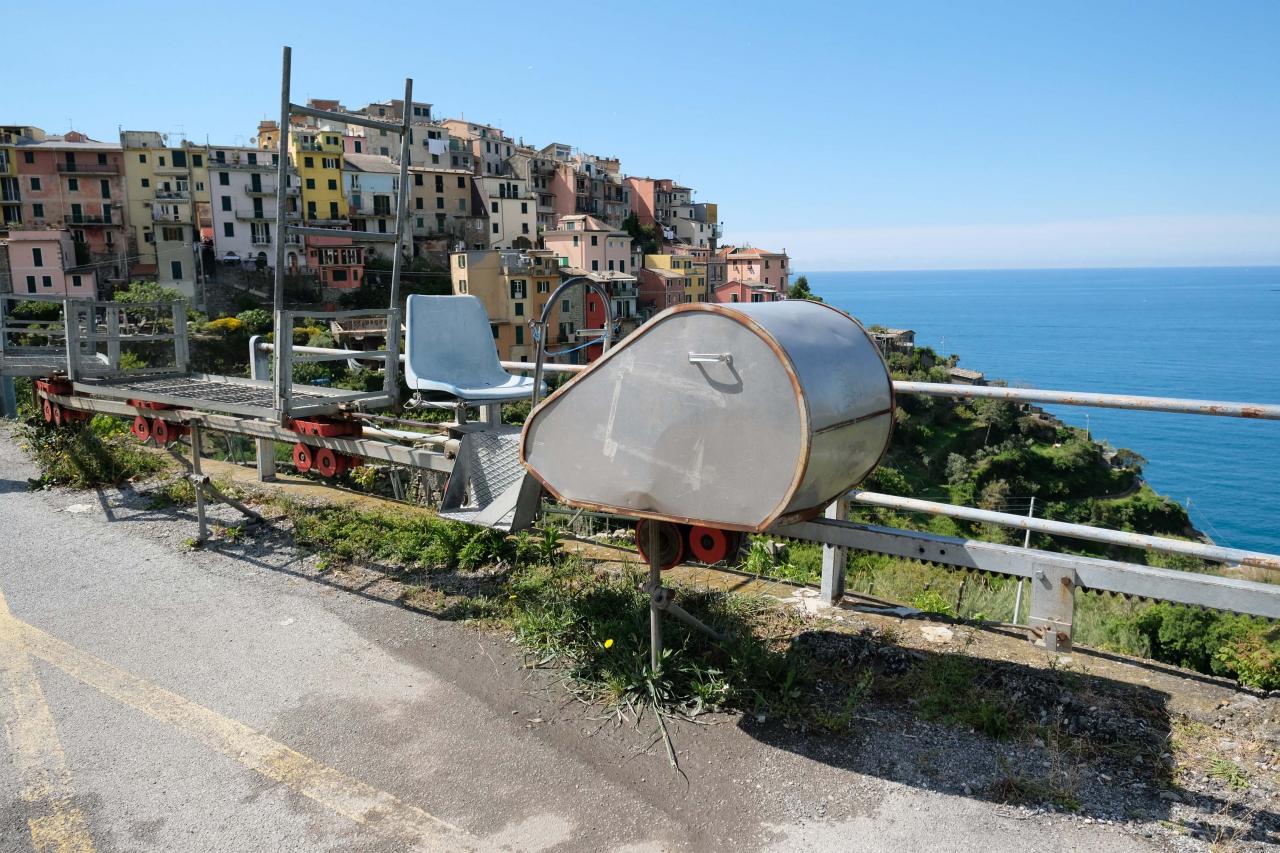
[291,130,347,224]
[440,119,512,177]
[305,234,364,291]
[120,131,212,300]
[476,175,536,249]
[343,153,411,261]
[450,249,561,363]
[207,145,302,270]
[5,230,97,296]
[408,165,477,244]
[0,125,42,232]
[711,280,781,304]
[723,246,791,296]
[14,131,130,291]
[644,251,708,304]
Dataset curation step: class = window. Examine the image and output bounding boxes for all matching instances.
[31,248,43,267]
[223,222,234,237]
[169,260,182,280]
[514,302,524,317]
[572,235,579,247]
[307,201,317,218]
[458,278,467,293]
[537,280,550,294]
[492,223,499,234]
[591,260,599,271]
[70,203,82,221]
[618,260,625,273]
[195,181,203,192]
[221,196,231,211]
[731,294,739,302]
[42,275,52,288]
[219,172,229,185]
[510,280,526,299]
[192,154,203,167]
[491,202,498,214]
[100,179,110,198]
[29,177,40,191]
[490,323,497,338]
[415,197,423,210]
[436,197,444,209]
[172,150,187,167]
[162,227,183,241]
[328,201,340,219]
[431,154,439,164]
[591,235,598,246]
[515,326,524,345]
[68,178,79,191]
[561,299,570,313]
[22,151,33,164]
[522,223,529,234]
[458,255,466,269]
[327,179,337,191]
[306,178,315,190]
[435,175,444,192]
[608,260,615,271]
[138,153,146,163]
[25,276,35,293]
[72,275,82,288]
[322,157,339,169]
[332,269,348,282]
[32,203,43,218]
[521,202,527,214]
[304,157,314,168]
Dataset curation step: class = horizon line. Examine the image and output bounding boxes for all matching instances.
[792,262,1280,275]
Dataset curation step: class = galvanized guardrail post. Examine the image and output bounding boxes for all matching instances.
[248,334,276,481]
[1027,561,1076,652]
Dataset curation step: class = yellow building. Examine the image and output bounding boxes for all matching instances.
[291,130,346,224]
[644,252,708,302]
[119,131,212,300]
[451,248,560,362]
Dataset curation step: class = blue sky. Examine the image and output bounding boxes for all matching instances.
[7,1,1279,269]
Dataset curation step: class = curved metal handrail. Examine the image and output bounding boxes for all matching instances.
[529,275,615,406]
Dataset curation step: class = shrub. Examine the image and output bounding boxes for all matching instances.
[235,309,273,335]
[204,317,244,336]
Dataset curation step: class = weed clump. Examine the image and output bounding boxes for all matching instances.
[19,418,169,489]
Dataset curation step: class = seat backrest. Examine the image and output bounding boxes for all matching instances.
[404,294,512,390]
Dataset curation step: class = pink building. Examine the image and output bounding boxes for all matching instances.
[721,246,790,296]
[14,131,129,285]
[541,215,632,274]
[711,280,780,304]
[624,177,674,226]
[637,267,685,315]
[305,234,364,291]
[6,230,98,297]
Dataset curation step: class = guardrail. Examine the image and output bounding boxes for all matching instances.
[250,337,1280,649]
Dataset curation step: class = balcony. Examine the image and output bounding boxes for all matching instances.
[65,214,113,226]
[303,217,350,227]
[295,142,327,153]
[243,184,295,197]
[210,158,277,171]
[151,209,189,222]
[153,164,191,176]
[154,189,189,200]
[56,161,119,175]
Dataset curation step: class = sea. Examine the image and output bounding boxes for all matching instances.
[806,267,1280,555]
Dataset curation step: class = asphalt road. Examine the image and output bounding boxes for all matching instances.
[0,429,1166,852]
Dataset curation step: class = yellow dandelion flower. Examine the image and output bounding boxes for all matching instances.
[604,638,614,649]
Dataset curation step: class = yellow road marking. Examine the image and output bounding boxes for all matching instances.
[0,589,95,853]
[13,619,478,852]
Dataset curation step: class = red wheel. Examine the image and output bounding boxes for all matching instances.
[635,520,686,571]
[131,415,151,442]
[292,442,313,473]
[314,447,339,478]
[51,404,64,427]
[150,418,172,446]
[42,398,55,423]
[688,526,736,564]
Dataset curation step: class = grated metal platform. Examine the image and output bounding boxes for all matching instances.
[438,427,534,530]
[74,372,366,419]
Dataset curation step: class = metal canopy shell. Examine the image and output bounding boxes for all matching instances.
[520,300,894,532]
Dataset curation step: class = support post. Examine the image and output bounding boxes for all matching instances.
[820,497,850,605]
[648,521,663,674]
[1027,561,1075,653]
[1012,496,1035,624]
[190,422,208,543]
[0,376,17,419]
[249,335,276,481]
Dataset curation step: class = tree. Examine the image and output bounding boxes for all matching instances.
[788,275,822,302]
[113,280,183,304]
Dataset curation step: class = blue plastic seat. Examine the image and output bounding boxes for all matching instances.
[404,295,543,403]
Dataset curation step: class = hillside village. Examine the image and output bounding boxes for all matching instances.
[1,102,790,364]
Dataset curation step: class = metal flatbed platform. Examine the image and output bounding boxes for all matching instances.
[73,372,370,419]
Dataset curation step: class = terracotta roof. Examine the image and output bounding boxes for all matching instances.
[726,247,786,259]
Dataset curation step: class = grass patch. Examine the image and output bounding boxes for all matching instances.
[899,654,1020,739]
[19,418,170,489]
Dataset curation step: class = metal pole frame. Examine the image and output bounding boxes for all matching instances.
[271,46,292,421]
[530,275,615,406]
[382,78,413,405]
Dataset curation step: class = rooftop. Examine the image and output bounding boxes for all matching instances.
[343,153,400,174]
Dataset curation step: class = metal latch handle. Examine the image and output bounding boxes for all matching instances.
[688,352,733,366]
